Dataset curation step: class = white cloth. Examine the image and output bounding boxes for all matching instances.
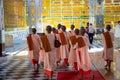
[88,26,95,33]
[115,24,120,38]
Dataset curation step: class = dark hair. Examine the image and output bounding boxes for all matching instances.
[118,21,120,24]
[80,28,86,36]
[87,22,89,26]
[46,25,52,33]
[42,33,45,35]
[90,23,92,26]
[106,25,111,31]
[61,25,66,32]
[57,24,62,29]
[71,24,75,30]
[52,27,56,31]
[52,27,56,33]
[32,28,36,34]
[80,26,84,29]
[75,29,79,35]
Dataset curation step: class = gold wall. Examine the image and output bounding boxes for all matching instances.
[42,0,120,28]
[104,0,120,27]
[42,0,89,28]
[4,0,26,29]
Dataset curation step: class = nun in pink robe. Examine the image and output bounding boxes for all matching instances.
[39,34,45,63]
[27,28,41,67]
[41,25,56,77]
[39,49,45,63]
[68,35,77,70]
[59,25,70,65]
[52,27,61,64]
[101,25,114,69]
[31,34,41,64]
[69,24,75,36]
[74,29,91,72]
[57,23,62,33]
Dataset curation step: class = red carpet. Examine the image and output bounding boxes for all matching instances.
[57,71,104,80]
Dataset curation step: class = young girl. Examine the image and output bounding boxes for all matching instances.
[74,28,91,72]
[101,25,114,70]
[59,25,70,66]
[27,28,41,68]
[40,25,56,77]
[68,34,77,70]
[69,24,75,35]
[52,27,61,65]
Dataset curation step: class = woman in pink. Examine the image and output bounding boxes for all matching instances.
[74,28,91,72]
[39,33,45,65]
[27,28,41,67]
[41,25,56,77]
[69,24,75,35]
[52,27,61,65]
[101,25,114,70]
[68,35,77,70]
[59,25,70,66]
[57,23,62,33]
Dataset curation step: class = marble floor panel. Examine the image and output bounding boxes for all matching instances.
[1,39,120,80]
[90,50,120,80]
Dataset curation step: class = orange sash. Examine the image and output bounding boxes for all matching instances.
[103,32,113,48]
[27,35,33,50]
[70,35,77,45]
[40,35,51,52]
[77,37,86,48]
[59,32,67,45]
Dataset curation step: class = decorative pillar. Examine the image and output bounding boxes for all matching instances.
[27,0,43,34]
[0,0,5,56]
[89,0,95,25]
[95,0,104,33]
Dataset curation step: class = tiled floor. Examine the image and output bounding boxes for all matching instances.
[0,56,57,80]
[1,38,120,80]
[0,55,97,80]
[90,50,120,80]
[1,49,119,80]
[0,49,102,80]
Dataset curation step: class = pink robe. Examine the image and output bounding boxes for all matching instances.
[101,31,114,61]
[54,34,61,63]
[59,32,70,64]
[74,35,91,71]
[42,34,56,76]
[27,34,41,65]
[68,36,77,70]
[37,36,45,63]
[31,34,41,62]
[39,49,45,62]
